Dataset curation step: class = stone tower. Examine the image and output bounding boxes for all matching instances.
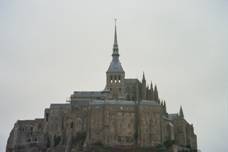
[105,21,125,99]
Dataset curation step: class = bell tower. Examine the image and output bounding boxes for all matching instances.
[105,19,125,99]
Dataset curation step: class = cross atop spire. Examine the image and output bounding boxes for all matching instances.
[113,18,119,57]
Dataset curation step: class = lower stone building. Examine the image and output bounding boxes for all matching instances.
[6,24,197,152]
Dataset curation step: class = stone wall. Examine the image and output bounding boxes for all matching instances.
[6,100,197,152]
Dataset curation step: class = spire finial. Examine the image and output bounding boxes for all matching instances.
[112,18,119,57]
[115,18,117,26]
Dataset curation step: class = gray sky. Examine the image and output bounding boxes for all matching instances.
[0,0,227,151]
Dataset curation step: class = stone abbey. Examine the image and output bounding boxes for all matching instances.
[6,23,197,152]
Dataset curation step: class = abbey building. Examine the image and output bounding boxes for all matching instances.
[6,24,197,152]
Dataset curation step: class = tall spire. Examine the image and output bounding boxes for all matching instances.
[112,18,119,57]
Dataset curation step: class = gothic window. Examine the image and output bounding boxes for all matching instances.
[114,75,118,83]
[118,75,121,80]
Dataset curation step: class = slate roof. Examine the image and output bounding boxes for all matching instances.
[107,58,124,73]
[168,113,179,120]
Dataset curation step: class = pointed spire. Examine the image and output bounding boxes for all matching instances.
[112,18,119,57]
[150,82,153,90]
[141,72,146,100]
[179,106,184,118]
[154,85,159,102]
[142,72,146,82]
[150,82,154,100]
[114,19,118,45]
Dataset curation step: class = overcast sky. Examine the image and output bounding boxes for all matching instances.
[0,0,227,151]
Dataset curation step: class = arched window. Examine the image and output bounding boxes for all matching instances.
[110,76,113,83]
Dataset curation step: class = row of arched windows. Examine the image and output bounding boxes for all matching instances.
[110,75,122,83]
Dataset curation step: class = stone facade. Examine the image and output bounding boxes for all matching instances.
[6,24,197,152]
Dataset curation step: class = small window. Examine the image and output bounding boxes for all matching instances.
[114,75,117,80]
[118,75,121,80]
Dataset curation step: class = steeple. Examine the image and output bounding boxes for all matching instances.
[112,19,119,57]
[142,72,146,83]
[154,85,159,102]
[179,106,184,118]
[105,20,125,99]
[150,82,154,100]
